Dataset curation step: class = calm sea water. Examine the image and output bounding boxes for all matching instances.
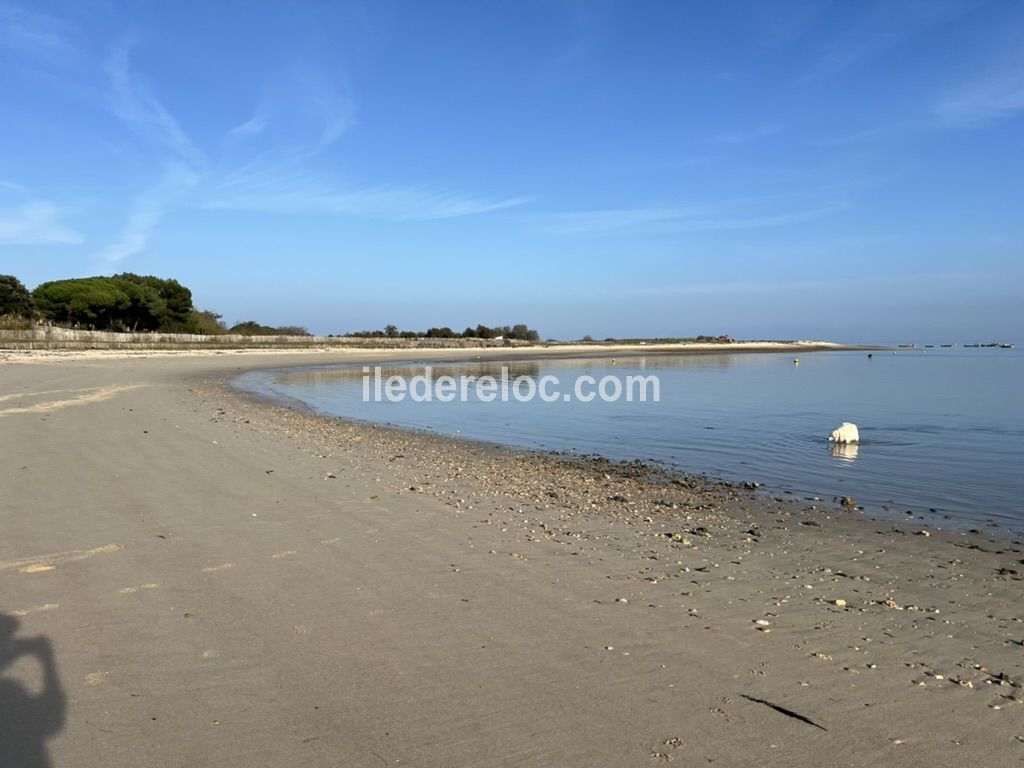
[236,348,1024,533]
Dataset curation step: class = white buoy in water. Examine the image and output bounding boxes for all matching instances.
[829,422,860,444]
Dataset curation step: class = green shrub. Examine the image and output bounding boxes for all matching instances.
[0,275,33,317]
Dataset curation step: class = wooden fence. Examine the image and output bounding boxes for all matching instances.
[0,327,533,351]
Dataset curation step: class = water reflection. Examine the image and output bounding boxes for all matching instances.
[276,354,750,391]
[279,361,545,389]
[829,442,860,462]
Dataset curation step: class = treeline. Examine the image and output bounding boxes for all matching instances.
[582,334,736,344]
[227,320,311,336]
[33,274,192,331]
[1,274,541,341]
[348,323,540,341]
[0,274,308,335]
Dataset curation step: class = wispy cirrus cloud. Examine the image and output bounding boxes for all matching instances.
[0,29,525,264]
[815,120,925,147]
[607,270,981,299]
[101,43,512,231]
[935,72,1024,127]
[224,63,355,149]
[105,39,205,168]
[98,165,199,264]
[534,205,713,234]
[204,163,529,221]
[0,178,30,193]
[0,201,83,245]
[807,0,978,79]
[820,66,1024,145]
[297,67,355,149]
[0,2,77,61]
[707,123,782,145]
[85,39,209,264]
[227,112,270,139]
[535,200,844,235]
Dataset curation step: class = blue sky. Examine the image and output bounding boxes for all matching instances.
[1,0,1021,341]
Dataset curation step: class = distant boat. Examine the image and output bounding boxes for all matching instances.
[925,344,934,348]
[940,344,954,348]
[1000,343,1015,349]
[965,343,980,348]
[898,343,915,348]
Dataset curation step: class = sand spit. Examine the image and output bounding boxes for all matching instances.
[0,339,869,364]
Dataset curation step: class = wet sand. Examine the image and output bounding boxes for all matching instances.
[2,349,1022,767]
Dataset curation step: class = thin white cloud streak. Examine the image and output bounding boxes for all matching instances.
[304,73,355,148]
[534,205,715,233]
[806,0,978,79]
[605,271,980,298]
[0,3,77,60]
[821,70,1024,145]
[552,0,612,66]
[815,120,925,147]
[224,63,355,149]
[707,123,782,145]
[97,201,161,264]
[204,164,529,221]
[0,178,30,193]
[105,40,205,167]
[0,201,83,245]
[598,274,991,311]
[227,113,270,138]
[535,202,844,235]
[98,166,199,264]
[206,185,530,221]
[935,73,1024,126]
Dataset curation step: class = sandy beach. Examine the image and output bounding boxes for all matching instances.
[2,348,1022,767]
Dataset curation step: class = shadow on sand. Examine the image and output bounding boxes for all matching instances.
[1,613,66,767]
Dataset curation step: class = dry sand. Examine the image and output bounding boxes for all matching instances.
[1,349,1022,767]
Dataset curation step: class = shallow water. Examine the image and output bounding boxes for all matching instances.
[236,348,1024,533]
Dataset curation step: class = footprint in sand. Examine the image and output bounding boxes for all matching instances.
[84,672,107,686]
